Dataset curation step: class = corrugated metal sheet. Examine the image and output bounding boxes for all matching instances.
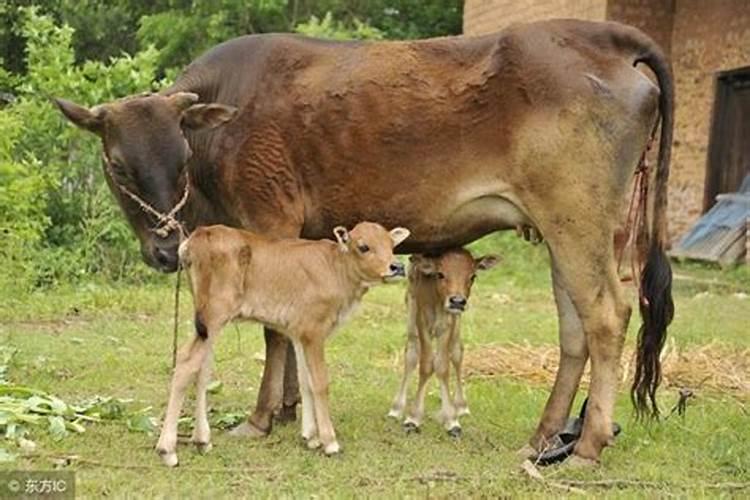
[671,175,749,265]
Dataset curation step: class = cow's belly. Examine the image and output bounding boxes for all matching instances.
[303,173,532,253]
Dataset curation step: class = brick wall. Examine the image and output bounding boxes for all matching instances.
[464,0,606,35]
[668,0,750,235]
[463,0,750,240]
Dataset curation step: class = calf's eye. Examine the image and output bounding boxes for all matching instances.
[358,243,370,253]
[435,272,445,280]
[470,274,477,282]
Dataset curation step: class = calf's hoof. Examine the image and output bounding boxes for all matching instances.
[157,448,179,468]
[403,421,420,434]
[324,441,341,455]
[228,421,268,439]
[447,426,462,438]
[193,441,212,454]
[306,437,322,450]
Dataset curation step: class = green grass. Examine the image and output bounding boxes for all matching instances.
[1,233,749,497]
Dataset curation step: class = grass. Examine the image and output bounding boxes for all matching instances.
[1,233,749,497]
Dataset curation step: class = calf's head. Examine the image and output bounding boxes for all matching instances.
[55,92,237,272]
[411,249,500,314]
[333,222,410,284]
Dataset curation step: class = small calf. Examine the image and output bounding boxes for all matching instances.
[388,248,499,436]
[156,222,410,466]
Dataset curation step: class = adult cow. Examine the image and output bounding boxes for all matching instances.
[55,19,674,463]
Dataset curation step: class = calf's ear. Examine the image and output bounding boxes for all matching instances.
[475,254,501,271]
[54,98,106,134]
[413,257,437,276]
[389,227,410,247]
[333,226,350,250]
[182,103,238,130]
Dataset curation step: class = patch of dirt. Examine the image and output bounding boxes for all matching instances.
[464,340,750,399]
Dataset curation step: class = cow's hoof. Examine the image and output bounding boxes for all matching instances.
[306,437,322,450]
[275,404,297,424]
[324,441,341,455]
[157,448,179,467]
[193,441,212,454]
[516,444,539,460]
[228,422,268,439]
[447,426,462,438]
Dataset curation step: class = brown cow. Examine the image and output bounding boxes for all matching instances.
[55,19,674,463]
[388,249,500,436]
[156,222,410,466]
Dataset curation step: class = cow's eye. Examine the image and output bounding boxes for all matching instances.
[357,243,370,253]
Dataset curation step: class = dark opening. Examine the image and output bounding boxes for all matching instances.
[703,66,750,212]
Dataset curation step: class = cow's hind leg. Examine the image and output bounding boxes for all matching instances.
[543,231,631,463]
[523,260,589,456]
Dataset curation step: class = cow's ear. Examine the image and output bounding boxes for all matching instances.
[182,103,238,130]
[54,98,106,134]
[389,227,410,247]
[475,254,501,271]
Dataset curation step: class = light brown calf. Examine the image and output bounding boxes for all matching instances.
[155,222,409,466]
[388,249,499,436]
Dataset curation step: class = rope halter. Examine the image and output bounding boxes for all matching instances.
[102,152,190,240]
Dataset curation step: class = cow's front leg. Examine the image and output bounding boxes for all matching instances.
[277,342,300,424]
[232,328,288,438]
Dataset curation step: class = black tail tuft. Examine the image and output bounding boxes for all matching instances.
[195,311,209,340]
[631,244,674,418]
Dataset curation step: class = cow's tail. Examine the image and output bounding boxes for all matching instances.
[598,22,675,418]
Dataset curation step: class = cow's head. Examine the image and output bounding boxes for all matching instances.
[54,92,237,272]
[333,222,410,284]
[411,249,500,314]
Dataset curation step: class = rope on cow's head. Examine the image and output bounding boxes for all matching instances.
[101,152,190,240]
[101,152,189,367]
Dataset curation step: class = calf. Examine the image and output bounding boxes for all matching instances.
[156,222,410,466]
[388,249,499,436]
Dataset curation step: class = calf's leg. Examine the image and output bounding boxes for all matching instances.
[156,329,219,467]
[300,338,340,455]
[404,330,433,430]
[293,340,319,446]
[191,350,214,453]
[389,326,420,419]
[449,328,469,417]
[435,329,460,435]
